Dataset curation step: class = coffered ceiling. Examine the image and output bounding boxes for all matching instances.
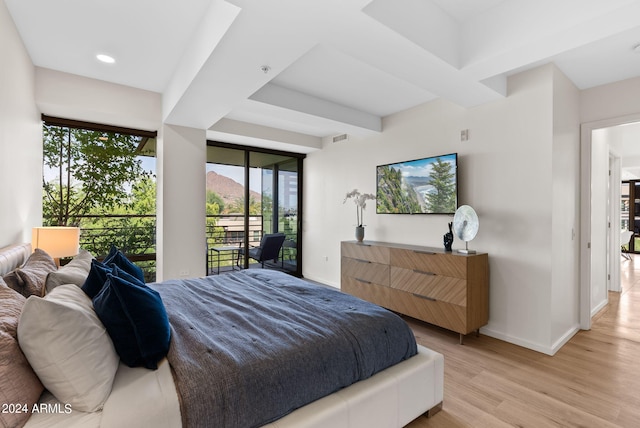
[6,0,640,149]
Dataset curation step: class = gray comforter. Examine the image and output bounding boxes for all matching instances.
[150,269,417,428]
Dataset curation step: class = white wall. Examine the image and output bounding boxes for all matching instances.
[550,67,581,349]
[0,0,42,246]
[581,76,640,124]
[304,64,581,354]
[156,124,206,281]
[35,67,161,133]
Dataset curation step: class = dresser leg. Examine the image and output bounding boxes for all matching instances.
[459,333,464,345]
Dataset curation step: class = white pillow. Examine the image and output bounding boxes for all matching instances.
[17,284,120,412]
[45,248,94,293]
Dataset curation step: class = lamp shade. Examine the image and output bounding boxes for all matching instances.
[32,227,80,259]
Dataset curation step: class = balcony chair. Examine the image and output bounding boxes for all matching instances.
[237,233,286,269]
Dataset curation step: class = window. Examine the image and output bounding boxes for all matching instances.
[41,115,157,280]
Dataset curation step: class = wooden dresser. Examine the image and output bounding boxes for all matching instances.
[341,240,489,343]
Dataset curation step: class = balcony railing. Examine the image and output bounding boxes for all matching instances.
[206,214,262,274]
[47,214,157,282]
[205,214,298,274]
[47,213,297,281]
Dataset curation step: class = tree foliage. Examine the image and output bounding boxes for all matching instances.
[42,125,148,226]
[224,196,261,215]
[206,190,224,247]
[206,190,225,216]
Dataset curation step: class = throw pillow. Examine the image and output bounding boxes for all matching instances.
[0,279,44,428]
[103,244,118,262]
[81,259,112,299]
[93,266,171,370]
[104,247,145,284]
[45,248,94,293]
[3,248,57,297]
[17,284,120,412]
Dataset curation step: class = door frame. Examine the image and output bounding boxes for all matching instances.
[608,153,621,294]
[580,113,640,329]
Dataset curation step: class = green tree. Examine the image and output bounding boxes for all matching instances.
[425,158,456,213]
[42,125,147,226]
[130,174,156,216]
[206,190,224,246]
[206,190,225,215]
[224,196,261,215]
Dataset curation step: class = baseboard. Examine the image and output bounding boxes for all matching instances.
[302,274,338,289]
[550,325,580,355]
[480,327,554,355]
[591,298,608,318]
[481,324,581,356]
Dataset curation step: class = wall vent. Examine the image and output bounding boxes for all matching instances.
[332,133,349,143]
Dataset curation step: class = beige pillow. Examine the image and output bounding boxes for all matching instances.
[0,279,44,428]
[3,249,56,297]
[45,248,94,293]
[18,284,120,412]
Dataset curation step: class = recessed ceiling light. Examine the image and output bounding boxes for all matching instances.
[96,54,115,64]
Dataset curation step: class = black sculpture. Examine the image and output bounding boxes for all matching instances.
[443,222,454,252]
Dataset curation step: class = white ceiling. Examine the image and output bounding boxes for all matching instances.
[6,0,640,153]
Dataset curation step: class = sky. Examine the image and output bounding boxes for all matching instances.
[44,154,264,194]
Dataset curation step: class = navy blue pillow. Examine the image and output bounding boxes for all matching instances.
[104,247,145,284]
[103,245,118,264]
[93,266,171,370]
[81,259,112,299]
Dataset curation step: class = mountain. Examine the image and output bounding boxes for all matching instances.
[205,171,261,206]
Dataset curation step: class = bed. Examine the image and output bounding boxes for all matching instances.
[0,243,444,428]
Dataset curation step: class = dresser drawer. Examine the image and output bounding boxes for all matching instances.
[341,276,391,308]
[390,266,466,306]
[398,295,467,334]
[342,257,389,286]
[344,281,468,333]
[390,248,467,279]
[341,242,390,264]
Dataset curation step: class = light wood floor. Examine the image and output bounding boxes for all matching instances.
[405,255,640,428]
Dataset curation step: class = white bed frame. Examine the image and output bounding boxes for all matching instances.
[267,344,443,428]
[3,243,444,427]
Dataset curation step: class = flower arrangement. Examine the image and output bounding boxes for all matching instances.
[343,189,376,227]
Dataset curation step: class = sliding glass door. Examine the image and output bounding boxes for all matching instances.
[206,142,304,276]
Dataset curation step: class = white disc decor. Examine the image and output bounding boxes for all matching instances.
[452,205,479,254]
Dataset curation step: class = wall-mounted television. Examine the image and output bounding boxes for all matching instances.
[376,153,458,215]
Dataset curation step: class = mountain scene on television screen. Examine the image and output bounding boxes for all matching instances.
[376,157,456,214]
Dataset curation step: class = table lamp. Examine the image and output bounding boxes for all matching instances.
[32,226,80,266]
